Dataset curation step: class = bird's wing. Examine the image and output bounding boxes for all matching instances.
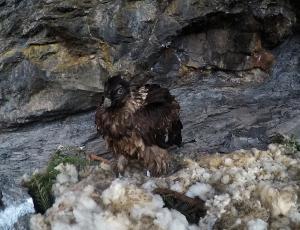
[133,84,182,148]
[95,105,133,139]
[95,106,106,135]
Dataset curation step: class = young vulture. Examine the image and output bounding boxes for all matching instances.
[95,75,182,176]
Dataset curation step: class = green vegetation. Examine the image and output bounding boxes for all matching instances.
[23,147,88,214]
[272,134,300,154]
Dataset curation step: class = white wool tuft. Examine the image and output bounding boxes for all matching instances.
[154,208,192,230]
[268,144,278,153]
[30,144,300,230]
[288,210,300,225]
[224,158,233,166]
[52,163,78,197]
[257,183,297,217]
[206,194,231,217]
[221,174,230,184]
[186,182,215,200]
[247,219,268,230]
[154,208,173,229]
[168,210,189,230]
[93,212,131,230]
[52,222,74,230]
[30,214,48,230]
[131,194,164,219]
[102,179,127,205]
[170,181,184,193]
[142,180,157,192]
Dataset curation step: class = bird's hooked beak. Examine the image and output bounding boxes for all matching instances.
[103,97,112,108]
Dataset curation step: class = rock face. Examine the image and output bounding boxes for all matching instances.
[0,0,298,129]
[0,1,300,228]
[0,0,300,180]
[0,190,4,209]
[0,0,299,167]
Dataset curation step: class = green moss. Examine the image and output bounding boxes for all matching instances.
[272,134,300,154]
[286,135,300,152]
[23,147,88,214]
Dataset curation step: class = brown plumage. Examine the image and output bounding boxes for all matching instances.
[95,75,182,176]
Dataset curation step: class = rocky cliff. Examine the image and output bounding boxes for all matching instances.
[1,0,300,229]
[1,0,300,184]
[0,0,298,130]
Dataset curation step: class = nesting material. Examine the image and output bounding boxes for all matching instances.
[247,219,268,230]
[257,183,297,217]
[185,182,215,201]
[52,163,78,197]
[30,144,300,230]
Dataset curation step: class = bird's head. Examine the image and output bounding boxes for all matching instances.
[103,75,130,109]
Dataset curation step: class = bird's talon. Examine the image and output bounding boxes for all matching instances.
[89,154,110,164]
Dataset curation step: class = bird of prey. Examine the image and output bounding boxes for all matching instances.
[95,75,182,176]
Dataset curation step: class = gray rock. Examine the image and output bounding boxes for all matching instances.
[0,1,300,227]
[1,35,299,177]
[0,0,299,180]
[0,0,298,129]
[0,190,4,209]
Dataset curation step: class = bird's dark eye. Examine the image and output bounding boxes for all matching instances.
[116,87,124,95]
